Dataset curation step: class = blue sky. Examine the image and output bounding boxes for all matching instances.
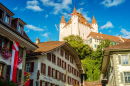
[0,0,130,42]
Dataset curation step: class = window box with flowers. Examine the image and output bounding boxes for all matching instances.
[0,47,12,59]
[18,56,23,64]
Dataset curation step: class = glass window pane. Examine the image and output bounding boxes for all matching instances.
[5,15,10,24]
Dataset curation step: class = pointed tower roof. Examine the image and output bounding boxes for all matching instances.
[60,16,66,24]
[73,6,77,14]
[91,15,97,24]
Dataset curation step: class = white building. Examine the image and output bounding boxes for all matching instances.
[101,39,130,86]
[59,7,127,50]
[26,39,84,86]
[59,7,98,41]
[0,3,38,86]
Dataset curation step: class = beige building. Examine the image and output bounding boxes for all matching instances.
[26,39,85,86]
[101,39,130,86]
[0,3,38,86]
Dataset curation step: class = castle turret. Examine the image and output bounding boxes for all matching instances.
[59,15,66,41]
[71,7,79,36]
[91,15,98,33]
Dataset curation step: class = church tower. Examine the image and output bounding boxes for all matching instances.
[59,15,66,41]
[91,15,98,33]
[71,7,79,35]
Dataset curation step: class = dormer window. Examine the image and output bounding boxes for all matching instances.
[5,14,10,24]
[18,23,23,34]
[0,9,4,20]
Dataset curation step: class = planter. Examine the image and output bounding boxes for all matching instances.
[18,56,23,64]
[1,47,12,59]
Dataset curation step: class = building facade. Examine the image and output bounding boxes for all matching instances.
[0,3,38,85]
[59,7,98,42]
[59,7,127,50]
[26,39,84,86]
[101,40,130,86]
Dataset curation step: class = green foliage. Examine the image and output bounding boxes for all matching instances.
[64,35,92,59]
[64,35,111,81]
[0,76,18,86]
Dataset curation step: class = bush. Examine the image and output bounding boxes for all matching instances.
[0,75,18,86]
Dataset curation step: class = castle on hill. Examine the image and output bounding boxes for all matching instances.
[59,7,127,50]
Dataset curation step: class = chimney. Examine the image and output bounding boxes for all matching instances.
[49,38,51,42]
[119,35,121,39]
[100,32,102,34]
[36,38,40,44]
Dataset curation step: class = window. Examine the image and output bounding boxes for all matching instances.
[52,68,55,78]
[62,61,66,69]
[62,74,64,82]
[26,62,34,72]
[124,72,130,83]
[41,63,46,74]
[19,46,23,57]
[57,57,59,66]
[48,82,50,86]
[57,71,59,80]
[48,66,51,76]
[122,55,128,65]
[18,24,23,34]
[47,53,51,61]
[94,44,97,48]
[52,54,56,63]
[5,14,10,24]
[90,38,92,43]
[60,49,64,57]
[0,63,4,76]
[0,9,4,20]
[65,52,69,60]
[70,57,73,64]
[42,81,45,86]
[29,79,33,86]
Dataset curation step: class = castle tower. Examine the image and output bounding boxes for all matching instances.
[59,15,66,41]
[71,7,79,36]
[91,15,98,33]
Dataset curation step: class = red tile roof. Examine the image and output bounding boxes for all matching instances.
[87,32,128,42]
[60,16,66,24]
[63,7,93,29]
[91,15,97,24]
[105,39,130,50]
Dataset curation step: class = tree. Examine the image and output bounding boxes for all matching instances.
[63,35,92,59]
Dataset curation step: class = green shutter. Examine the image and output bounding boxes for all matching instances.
[90,39,92,43]
[120,72,123,83]
[118,55,121,64]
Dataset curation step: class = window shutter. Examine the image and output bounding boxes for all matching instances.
[68,76,69,84]
[31,62,34,72]
[48,66,50,76]
[45,82,48,86]
[47,53,49,60]
[52,54,54,62]
[51,83,53,86]
[41,63,43,73]
[44,64,46,74]
[40,80,42,86]
[30,79,33,86]
[64,75,66,82]
[68,64,69,71]
[55,70,57,79]
[118,55,121,64]
[60,59,61,67]
[120,72,123,83]
[62,60,63,68]
[65,62,66,69]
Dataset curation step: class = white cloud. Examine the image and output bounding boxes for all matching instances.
[13,7,18,10]
[45,15,48,18]
[63,12,71,19]
[79,2,84,5]
[42,33,50,37]
[108,30,111,32]
[25,30,30,33]
[26,25,44,31]
[101,21,114,29]
[77,8,91,21]
[40,0,72,14]
[26,0,43,11]
[101,0,125,7]
[120,28,130,39]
